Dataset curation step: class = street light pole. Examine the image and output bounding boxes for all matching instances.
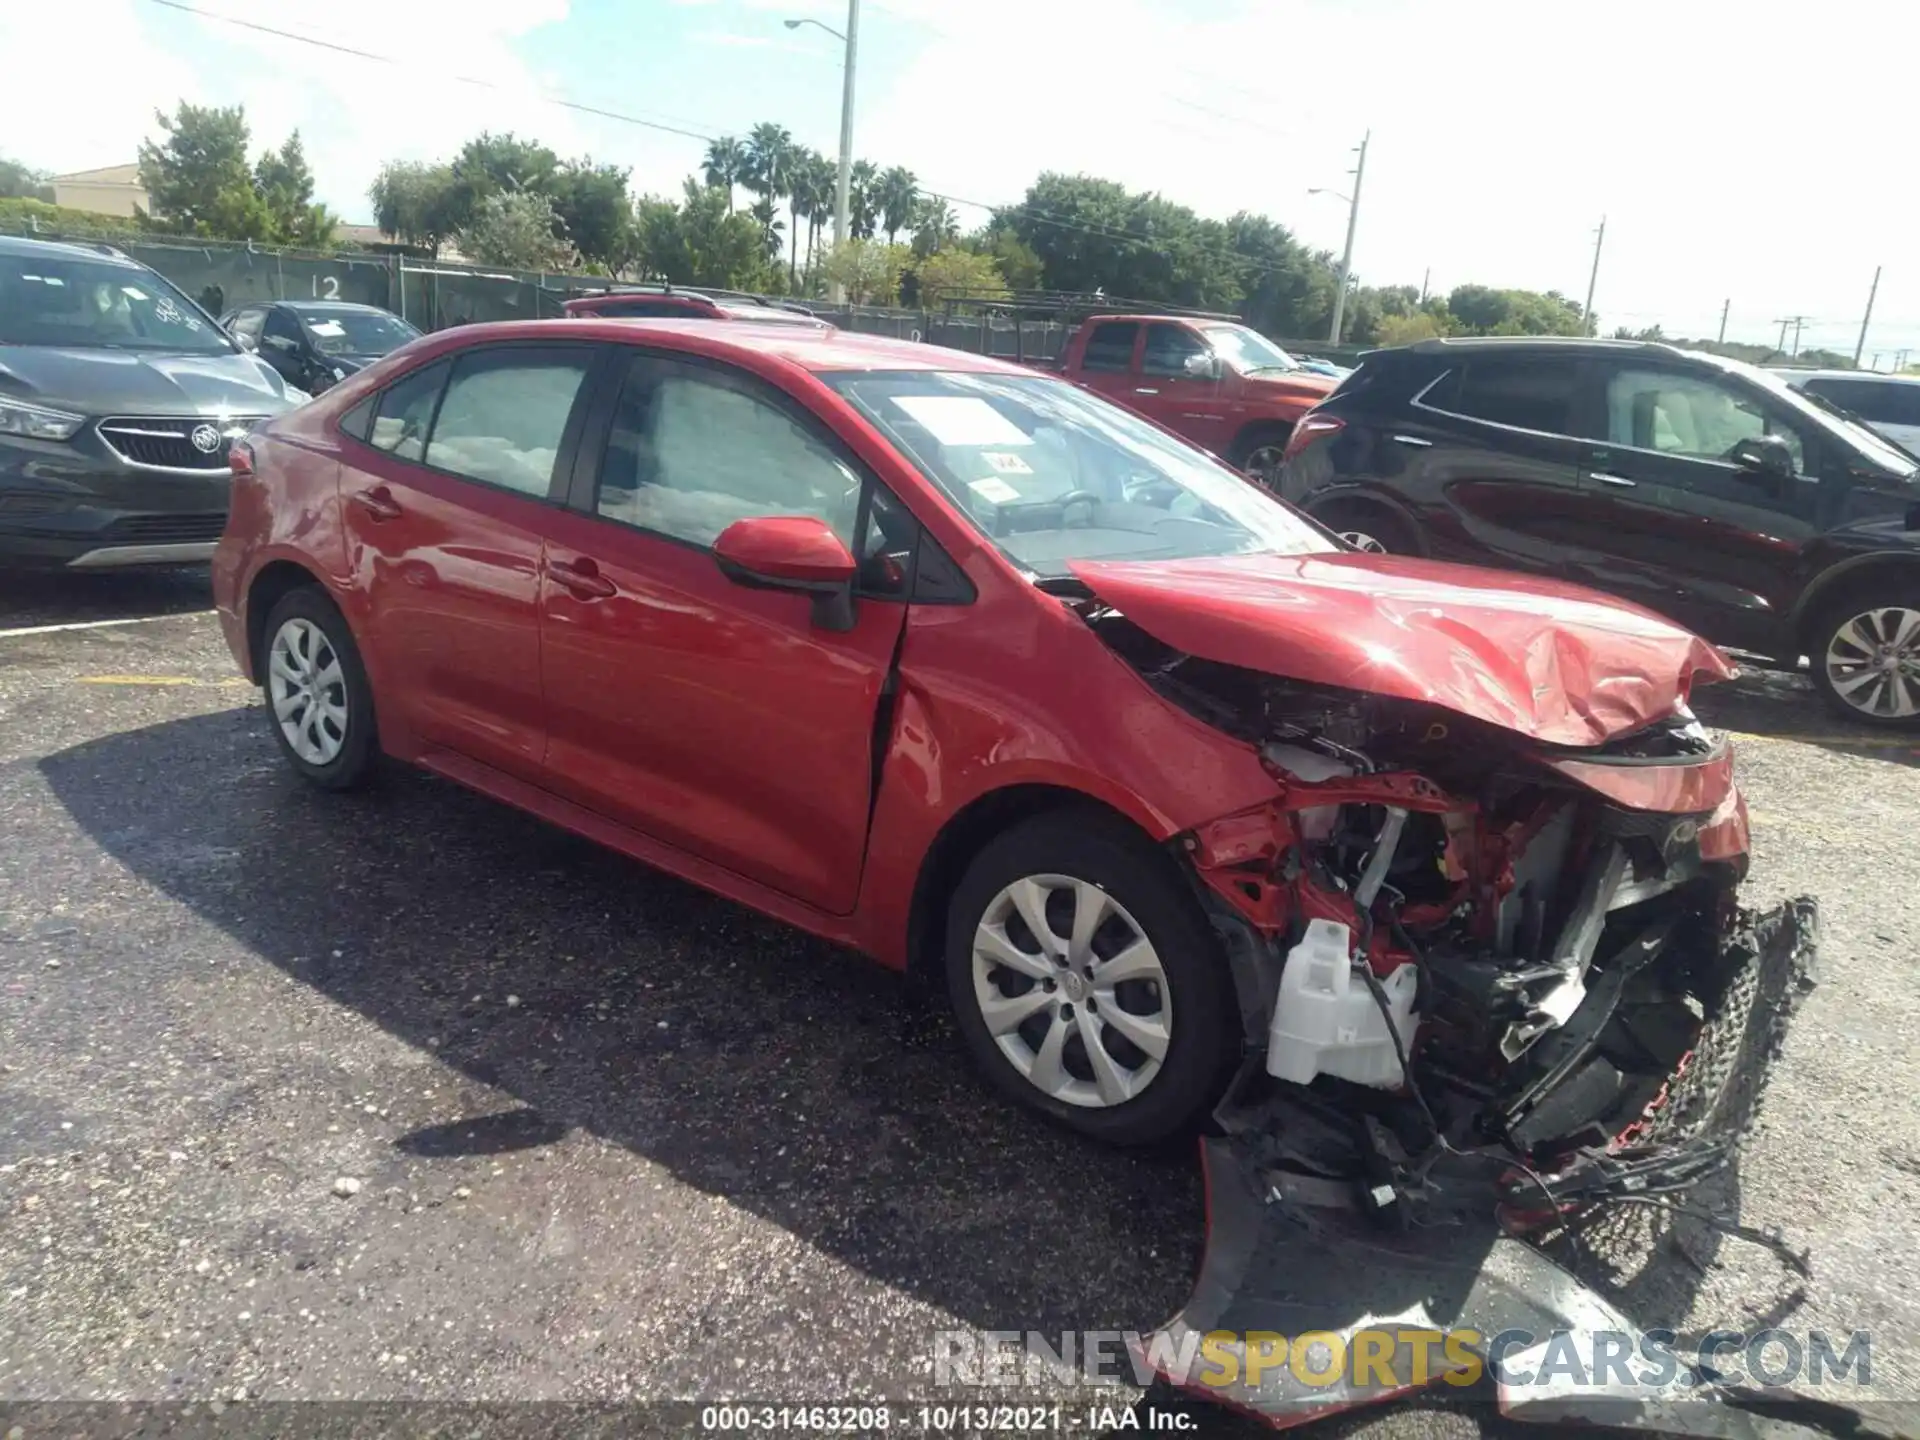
[1326,130,1368,345]
[785,4,860,303]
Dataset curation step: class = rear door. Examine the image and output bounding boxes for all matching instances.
[1137,322,1233,454]
[1400,353,1600,574]
[1073,320,1142,408]
[339,343,601,783]
[534,347,912,914]
[1567,359,1818,651]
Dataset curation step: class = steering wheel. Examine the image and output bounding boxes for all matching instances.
[1054,489,1103,527]
[1123,473,1182,507]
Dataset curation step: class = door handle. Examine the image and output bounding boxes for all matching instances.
[350,486,402,521]
[547,557,617,600]
[1390,434,1433,448]
[1592,472,1637,488]
[1134,387,1160,395]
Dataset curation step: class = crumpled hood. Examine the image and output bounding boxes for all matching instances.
[1068,551,1733,748]
[1249,372,1336,405]
[0,345,295,415]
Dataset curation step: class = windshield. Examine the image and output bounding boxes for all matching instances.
[824,370,1333,578]
[1203,324,1299,374]
[1716,355,1917,476]
[295,307,419,357]
[0,252,232,353]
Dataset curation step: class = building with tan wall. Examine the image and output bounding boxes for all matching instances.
[49,164,149,219]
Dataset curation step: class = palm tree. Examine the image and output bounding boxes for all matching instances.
[744,122,797,288]
[910,196,959,257]
[848,160,879,241]
[789,149,834,288]
[702,137,746,212]
[748,194,785,264]
[877,166,919,246]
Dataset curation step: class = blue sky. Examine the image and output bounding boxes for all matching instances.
[6,0,1918,362]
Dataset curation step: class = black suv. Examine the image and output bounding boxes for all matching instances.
[218,300,419,397]
[0,236,302,570]
[1279,336,1920,726]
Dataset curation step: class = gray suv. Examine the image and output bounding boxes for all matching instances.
[0,235,303,570]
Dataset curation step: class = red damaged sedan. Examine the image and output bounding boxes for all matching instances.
[214,320,1814,1422]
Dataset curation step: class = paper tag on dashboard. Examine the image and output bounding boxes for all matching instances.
[980,451,1032,474]
[967,477,1022,504]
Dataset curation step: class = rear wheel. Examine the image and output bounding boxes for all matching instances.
[1310,498,1420,556]
[1808,585,1920,727]
[1230,426,1293,492]
[260,587,380,788]
[944,811,1236,1147]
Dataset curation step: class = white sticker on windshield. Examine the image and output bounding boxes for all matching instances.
[154,296,182,324]
[121,286,148,301]
[890,395,1032,448]
[967,476,1022,504]
[308,320,346,337]
[980,451,1032,475]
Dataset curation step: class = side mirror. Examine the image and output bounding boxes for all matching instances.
[232,331,257,352]
[713,515,858,631]
[1730,435,1795,482]
[1184,352,1220,380]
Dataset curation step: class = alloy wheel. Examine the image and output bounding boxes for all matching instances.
[268,617,350,765]
[1824,606,1920,720]
[1242,446,1287,491]
[970,874,1172,1109]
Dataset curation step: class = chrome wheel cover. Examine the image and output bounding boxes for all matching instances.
[268,617,350,765]
[1339,530,1388,554]
[970,874,1172,1109]
[1825,606,1920,720]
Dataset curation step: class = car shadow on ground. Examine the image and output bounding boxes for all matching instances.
[0,566,214,631]
[1694,666,1920,770]
[37,711,1797,1435]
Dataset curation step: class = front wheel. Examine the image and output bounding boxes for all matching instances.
[944,811,1236,1146]
[1809,590,1920,727]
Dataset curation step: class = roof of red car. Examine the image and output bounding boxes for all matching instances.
[441,318,1035,376]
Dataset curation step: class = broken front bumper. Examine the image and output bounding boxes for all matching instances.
[1137,897,1820,1433]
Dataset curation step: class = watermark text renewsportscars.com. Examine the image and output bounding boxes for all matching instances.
[933,1327,1871,1393]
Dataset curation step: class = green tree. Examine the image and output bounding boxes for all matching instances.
[968,224,1043,291]
[876,166,918,246]
[551,159,632,272]
[448,132,560,237]
[252,132,337,247]
[368,161,461,255]
[744,122,798,287]
[908,196,957,258]
[1222,211,1334,338]
[914,248,1006,307]
[456,190,574,270]
[848,160,879,240]
[702,136,747,211]
[789,149,835,286]
[1446,284,1585,337]
[818,237,906,305]
[0,157,52,201]
[138,101,270,238]
[632,180,769,291]
[1375,310,1450,346]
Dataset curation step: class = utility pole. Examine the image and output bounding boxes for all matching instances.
[1326,130,1369,345]
[832,0,860,303]
[1582,217,1605,337]
[1419,266,1430,305]
[1854,265,1881,366]
[1774,316,1809,356]
[1791,315,1807,356]
[1717,298,1730,344]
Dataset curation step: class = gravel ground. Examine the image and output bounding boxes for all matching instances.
[1,576,1917,1438]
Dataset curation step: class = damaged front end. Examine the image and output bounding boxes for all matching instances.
[1079,597,1820,1429]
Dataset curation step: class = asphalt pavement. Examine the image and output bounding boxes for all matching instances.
[2,574,1918,1439]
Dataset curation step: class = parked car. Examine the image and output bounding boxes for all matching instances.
[221,300,420,397]
[1047,315,1335,485]
[1774,367,1920,456]
[0,235,303,570]
[213,320,1800,1237]
[561,286,830,328]
[1279,336,1920,725]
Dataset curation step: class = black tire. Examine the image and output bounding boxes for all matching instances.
[944,809,1237,1147]
[1309,498,1421,556]
[1229,425,1293,492]
[257,586,381,789]
[1805,582,1920,728]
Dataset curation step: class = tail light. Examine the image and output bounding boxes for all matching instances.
[229,440,255,479]
[1282,412,1344,464]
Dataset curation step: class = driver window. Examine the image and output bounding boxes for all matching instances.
[263,307,304,350]
[1141,324,1210,378]
[1606,368,1804,472]
[596,356,863,551]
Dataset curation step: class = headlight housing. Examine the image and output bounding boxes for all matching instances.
[0,395,86,442]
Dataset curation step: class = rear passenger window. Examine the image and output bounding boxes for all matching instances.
[1080,322,1138,373]
[426,347,595,498]
[367,358,450,461]
[1432,358,1577,434]
[1806,378,1920,427]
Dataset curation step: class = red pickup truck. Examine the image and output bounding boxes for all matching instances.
[1048,315,1336,487]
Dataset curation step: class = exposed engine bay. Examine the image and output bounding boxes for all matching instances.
[1077,596,1822,1430]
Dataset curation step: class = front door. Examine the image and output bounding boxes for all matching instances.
[537,349,910,915]
[1569,360,1818,653]
[1138,322,1233,455]
[339,343,601,783]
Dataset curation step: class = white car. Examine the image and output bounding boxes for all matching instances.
[1774,368,1920,455]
